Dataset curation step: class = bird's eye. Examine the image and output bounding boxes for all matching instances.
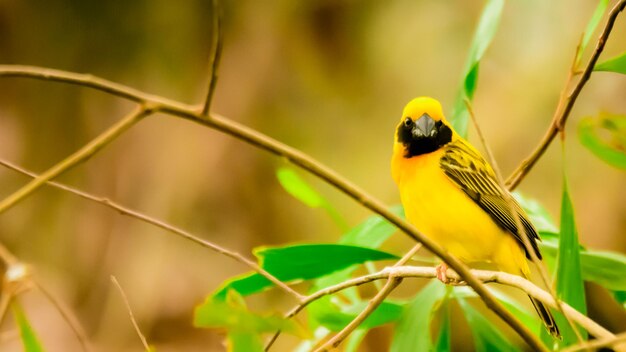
[403,117,413,127]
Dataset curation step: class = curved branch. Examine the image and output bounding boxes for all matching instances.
[284,266,612,341]
[506,0,626,189]
[0,65,547,351]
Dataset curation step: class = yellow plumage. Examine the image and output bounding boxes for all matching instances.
[391,97,559,337]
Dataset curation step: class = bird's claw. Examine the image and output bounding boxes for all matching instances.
[435,264,465,285]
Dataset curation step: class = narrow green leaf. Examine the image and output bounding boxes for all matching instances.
[577,0,609,65]
[339,205,404,247]
[594,52,626,74]
[213,244,397,298]
[614,291,626,307]
[552,177,587,346]
[578,113,626,169]
[194,290,306,337]
[293,327,330,352]
[488,289,540,333]
[276,167,348,229]
[12,302,44,352]
[227,332,264,352]
[457,298,519,352]
[344,328,368,352]
[434,297,452,352]
[540,237,626,291]
[451,0,505,137]
[390,281,447,352]
[309,297,404,332]
[513,192,559,233]
[276,167,324,207]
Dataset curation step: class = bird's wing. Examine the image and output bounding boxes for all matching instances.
[440,139,541,259]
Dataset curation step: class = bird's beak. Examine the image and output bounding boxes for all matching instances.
[413,113,437,138]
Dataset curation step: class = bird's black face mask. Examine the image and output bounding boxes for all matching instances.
[397,113,452,158]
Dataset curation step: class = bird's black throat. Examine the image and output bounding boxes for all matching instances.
[397,114,452,158]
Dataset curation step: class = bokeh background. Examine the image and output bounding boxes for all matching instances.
[0,0,624,351]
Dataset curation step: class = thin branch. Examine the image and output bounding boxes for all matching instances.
[0,65,188,107]
[110,276,151,351]
[465,100,581,340]
[0,158,303,301]
[562,332,626,352]
[201,0,223,115]
[506,0,626,190]
[33,282,92,352]
[0,106,152,215]
[0,65,547,351]
[283,266,612,340]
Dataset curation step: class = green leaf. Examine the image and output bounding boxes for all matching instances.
[614,291,626,307]
[309,297,404,332]
[457,298,519,352]
[540,236,626,291]
[451,0,505,137]
[390,281,447,352]
[213,244,397,298]
[550,177,587,346]
[227,332,264,352]
[434,297,452,352]
[339,205,404,247]
[488,289,540,333]
[276,167,325,207]
[513,192,559,233]
[276,167,348,229]
[12,302,44,352]
[194,290,306,337]
[595,52,626,75]
[344,328,368,352]
[580,250,626,290]
[578,113,626,169]
[577,0,609,65]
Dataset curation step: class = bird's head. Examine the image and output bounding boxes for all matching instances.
[395,97,454,158]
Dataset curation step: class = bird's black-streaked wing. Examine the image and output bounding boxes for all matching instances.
[440,139,541,259]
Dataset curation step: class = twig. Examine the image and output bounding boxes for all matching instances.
[201,0,223,115]
[312,245,423,351]
[465,100,581,340]
[506,0,626,190]
[33,282,92,352]
[0,158,303,301]
[282,266,612,340]
[110,276,151,351]
[562,332,626,352]
[0,65,547,351]
[0,106,152,215]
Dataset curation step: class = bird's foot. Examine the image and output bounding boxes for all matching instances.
[435,263,450,284]
[435,263,465,285]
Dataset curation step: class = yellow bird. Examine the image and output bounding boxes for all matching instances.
[391,97,560,338]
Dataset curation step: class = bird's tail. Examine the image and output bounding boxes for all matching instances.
[528,295,561,339]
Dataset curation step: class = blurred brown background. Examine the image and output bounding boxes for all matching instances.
[0,0,624,351]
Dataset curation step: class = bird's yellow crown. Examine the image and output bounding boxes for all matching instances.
[401,97,447,123]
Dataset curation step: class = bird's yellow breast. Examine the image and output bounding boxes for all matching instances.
[391,149,511,264]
